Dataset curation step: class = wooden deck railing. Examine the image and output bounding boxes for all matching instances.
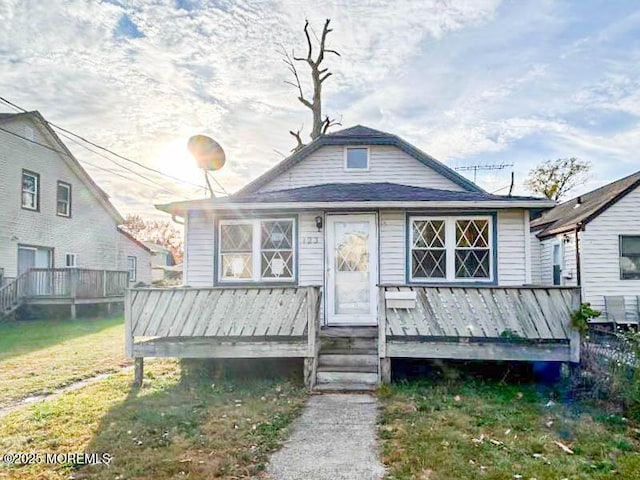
[0,272,29,315]
[26,268,128,299]
[379,285,581,371]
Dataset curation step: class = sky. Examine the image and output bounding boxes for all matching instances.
[1,0,640,219]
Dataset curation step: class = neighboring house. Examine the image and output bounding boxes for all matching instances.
[142,241,180,282]
[126,126,581,390]
[531,170,640,314]
[0,111,152,310]
[118,229,153,285]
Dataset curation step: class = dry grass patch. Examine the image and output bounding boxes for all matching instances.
[0,317,127,407]
[0,359,307,480]
[379,378,640,480]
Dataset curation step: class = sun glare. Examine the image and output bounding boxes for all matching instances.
[153,137,205,188]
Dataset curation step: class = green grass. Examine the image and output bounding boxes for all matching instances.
[379,378,640,480]
[0,317,128,407]
[0,360,307,479]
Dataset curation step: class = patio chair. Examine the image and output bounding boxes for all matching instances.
[603,296,638,328]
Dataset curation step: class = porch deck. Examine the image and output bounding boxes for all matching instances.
[125,284,580,388]
[0,268,129,318]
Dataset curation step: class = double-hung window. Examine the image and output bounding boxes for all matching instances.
[21,170,39,210]
[57,181,72,217]
[620,235,640,280]
[218,218,295,282]
[127,256,137,282]
[410,216,493,282]
[65,253,77,268]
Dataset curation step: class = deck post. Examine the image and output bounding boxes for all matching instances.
[569,289,581,363]
[102,270,107,297]
[134,357,144,387]
[378,287,390,383]
[304,287,319,390]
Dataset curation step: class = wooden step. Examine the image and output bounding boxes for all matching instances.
[318,353,378,368]
[319,348,378,356]
[317,365,378,373]
[316,371,378,385]
[321,337,377,351]
[320,327,378,338]
[313,383,377,393]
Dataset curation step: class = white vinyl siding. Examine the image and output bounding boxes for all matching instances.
[537,233,578,287]
[580,185,640,312]
[298,212,324,287]
[116,232,152,284]
[258,145,466,193]
[496,210,527,286]
[530,228,542,284]
[184,210,215,287]
[379,211,405,285]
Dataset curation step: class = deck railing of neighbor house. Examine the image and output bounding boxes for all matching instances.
[125,286,322,387]
[0,268,129,318]
[378,285,581,381]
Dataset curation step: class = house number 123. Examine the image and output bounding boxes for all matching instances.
[301,236,320,245]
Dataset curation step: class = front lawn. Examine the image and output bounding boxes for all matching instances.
[0,360,307,479]
[380,372,640,480]
[0,316,127,407]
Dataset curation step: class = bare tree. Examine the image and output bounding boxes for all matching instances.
[525,157,591,201]
[282,19,341,150]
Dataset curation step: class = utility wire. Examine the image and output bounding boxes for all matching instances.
[0,96,222,192]
[0,126,204,196]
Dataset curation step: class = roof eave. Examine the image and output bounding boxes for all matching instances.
[157,199,555,216]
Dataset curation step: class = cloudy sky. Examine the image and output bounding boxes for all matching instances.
[1,0,639,219]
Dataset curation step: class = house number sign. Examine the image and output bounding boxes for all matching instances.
[301,236,320,245]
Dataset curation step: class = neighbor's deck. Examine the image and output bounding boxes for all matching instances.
[125,285,580,387]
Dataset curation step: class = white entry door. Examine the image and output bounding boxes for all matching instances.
[326,214,378,326]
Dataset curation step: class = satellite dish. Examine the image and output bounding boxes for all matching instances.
[187,135,226,171]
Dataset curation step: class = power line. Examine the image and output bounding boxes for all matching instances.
[0,96,219,192]
[0,125,200,196]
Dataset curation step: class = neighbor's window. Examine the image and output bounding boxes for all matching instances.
[21,170,39,210]
[620,235,640,280]
[219,218,295,282]
[57,181,72,217]
[65,253,77,268]
[410,216,493,282]
[127,256,137,282]
[345,147,369,170]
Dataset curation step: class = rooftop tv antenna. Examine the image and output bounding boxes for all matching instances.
[454,163,514,183]
[187,135,226,198]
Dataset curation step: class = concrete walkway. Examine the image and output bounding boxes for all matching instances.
[267,394,386,480]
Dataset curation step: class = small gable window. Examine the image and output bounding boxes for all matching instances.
[344,147,369,171]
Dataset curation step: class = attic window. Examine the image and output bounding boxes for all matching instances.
[344,147,369,171]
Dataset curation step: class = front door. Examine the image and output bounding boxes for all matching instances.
[326,214,377,326]
[552,243,563,286]
[18,245,53,295]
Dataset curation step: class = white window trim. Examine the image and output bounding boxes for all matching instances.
[127,255,137,282]
[57,181,71,217]
[217,217,296,283]
[343,146,370,172]
[21,171,39,210]
[409,215,494,283]
[64,253,77,268]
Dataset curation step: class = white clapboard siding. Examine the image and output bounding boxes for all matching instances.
[530,229,542,284]
[185,210,215,286]
[379,211,405,284]
[497,210,527,285]
[258,145,466,193]
[580,185,640,311]
[298,212,324,286]
[538,232,578,287]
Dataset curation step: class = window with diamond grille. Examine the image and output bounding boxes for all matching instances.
[219,218,295,282]
[409,216,493,282]
[220,223,253,279]
[455,219,490,279]
[411,220,446,278]
[260,220,294,279]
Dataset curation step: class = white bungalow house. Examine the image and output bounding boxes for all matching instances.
[126,126,579,390]
[0,111,151,317]
[531,170,640,324]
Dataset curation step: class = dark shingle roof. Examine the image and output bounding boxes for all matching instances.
[531,170,640,238]
[217,182,546,204]
[235,124,484,195]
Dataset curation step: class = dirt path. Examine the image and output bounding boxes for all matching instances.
[0,366,133,419]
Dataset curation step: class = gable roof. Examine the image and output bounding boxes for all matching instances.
[0,110,124,223]
[236,125,484,195]
[531,169,640,238]
[157,182,554,215]
[117,227,153,253]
